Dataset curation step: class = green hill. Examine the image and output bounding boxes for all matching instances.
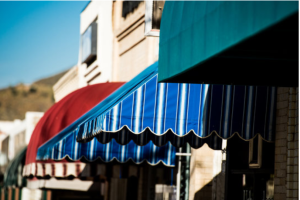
[0,70,67,121]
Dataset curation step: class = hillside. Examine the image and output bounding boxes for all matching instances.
[0,70,67,121]
[33,71,67,86]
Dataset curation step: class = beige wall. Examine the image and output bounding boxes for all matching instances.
[274,87,298,200]
[75,1,159,86]
[112,1,159,82]
[189,144,225,200]
[53,66,79,102]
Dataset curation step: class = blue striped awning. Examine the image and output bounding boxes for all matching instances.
[37,132,176,167]
[74,62,276,148]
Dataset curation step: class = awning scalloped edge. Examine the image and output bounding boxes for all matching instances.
[77,125,274,149]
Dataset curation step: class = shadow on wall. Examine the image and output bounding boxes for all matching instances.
[191,134,275,200]
[194,179,213,200]
[189,141,226,200]
[193,172,225,200]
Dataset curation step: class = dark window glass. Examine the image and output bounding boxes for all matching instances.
[122,1,142,18]
[152,1,165,30]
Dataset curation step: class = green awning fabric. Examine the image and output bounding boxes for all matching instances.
[158,1,298,86]
[4,147,27,187]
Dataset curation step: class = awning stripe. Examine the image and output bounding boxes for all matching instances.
[37,132,176,167]
[37,63,275,155]
[74,64,276,147]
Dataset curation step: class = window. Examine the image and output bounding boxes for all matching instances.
[81,22,97,66]
[145,1,165,37]
[249,135,262,168]
[122,1,142,18]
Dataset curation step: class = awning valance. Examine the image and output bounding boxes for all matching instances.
[23,162,102,178]
[158,1,298,86]
[42,62,276,149]
[37,135,175,167]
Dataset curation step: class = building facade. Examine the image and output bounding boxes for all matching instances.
[52,66,79,102]
[50,2,173,200]
[7,112,43,161]
[274,87,298,200]
[1,112,43,200]
[111,1,159,82]
[78,1,113,87]
[50,1,299,200]
[54,1,160,101]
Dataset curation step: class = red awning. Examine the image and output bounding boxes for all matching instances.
[24,83,124,177]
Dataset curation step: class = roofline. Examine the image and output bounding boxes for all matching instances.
[81,1,92,13]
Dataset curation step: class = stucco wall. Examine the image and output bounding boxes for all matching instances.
[112,1,159,82]
[189,144,225,200]
[53,66,79,102]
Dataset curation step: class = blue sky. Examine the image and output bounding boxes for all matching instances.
[0,1,89,89]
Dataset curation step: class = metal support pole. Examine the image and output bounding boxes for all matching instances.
[176,145,191,200]
[176,147,182,200]
[184,145,191,200]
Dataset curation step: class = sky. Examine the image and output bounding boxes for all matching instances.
[0,1,89,89]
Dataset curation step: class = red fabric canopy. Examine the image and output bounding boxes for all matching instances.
[25,83,124,166]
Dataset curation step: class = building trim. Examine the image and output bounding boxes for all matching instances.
[53,67,78,93]
[87,72,101,84]
[84,65,99,78]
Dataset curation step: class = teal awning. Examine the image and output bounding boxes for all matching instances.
[158,1,298,86]
[4,147,27,187]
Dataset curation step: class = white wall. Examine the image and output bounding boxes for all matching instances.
[0,121,15,134]
[24,112,44,145]
[78,1,113,87]
[21,187,43,200]
[0,121,14,151]
[6,112,43,160]
[8,119,24,160]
